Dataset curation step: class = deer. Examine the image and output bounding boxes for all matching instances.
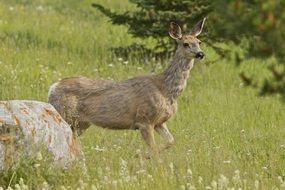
[48,18,206,156]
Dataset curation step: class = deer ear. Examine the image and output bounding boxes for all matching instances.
[190,18,206,37]
[169,22,182,40]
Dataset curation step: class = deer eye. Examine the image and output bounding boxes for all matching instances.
[183,43,189,47]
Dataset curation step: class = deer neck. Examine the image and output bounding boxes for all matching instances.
[163,51,195,101]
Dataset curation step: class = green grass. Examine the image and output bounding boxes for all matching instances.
[1,0,285,189]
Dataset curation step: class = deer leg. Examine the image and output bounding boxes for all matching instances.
[136,123,157,156]
[155,123,174,150]
[77,121,91,136]
[70,118,90,136]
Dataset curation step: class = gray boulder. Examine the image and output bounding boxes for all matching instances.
[0,100,82,170]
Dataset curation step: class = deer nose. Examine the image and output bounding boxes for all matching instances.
[195,52,204,59]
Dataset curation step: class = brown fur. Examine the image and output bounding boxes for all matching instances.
[48,19,206,154]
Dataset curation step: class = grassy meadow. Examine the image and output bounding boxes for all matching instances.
[1,0,285,189]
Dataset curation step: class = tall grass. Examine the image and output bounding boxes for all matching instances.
[0,0,285,189]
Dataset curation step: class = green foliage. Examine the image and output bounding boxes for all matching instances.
[92,0,213,56]
[215,1,285,58]
[214,0,285,97]
[92,0,285,99]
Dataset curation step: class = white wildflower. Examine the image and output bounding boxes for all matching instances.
[119,158,129,178]
[223,160,231,164]
[108,64,113,67]
[136,169,146,175]
[132,176,138,182]
[187,149,192,155]
[186,183,191,188]
[278,176,285,188]
[124,176,131,183]
[19,178,28,190]
[91,185,98,190]
[232,170,241,185]
[198,176,203,184]
[278,176,283,183]
[15,184,21,190]
[169,162,174,175]
[103,176,109,183]
[34,163,41,168]
[187,168,193,179]
[78,179,87,189]
[187,184,196,190]
[211,180,217,190]
[123,61,129,65]
[147,174,154,181]
[218,174,229,189]
[36,152,43,161]
[42,181,50,190]
[112,180,118,186]
[254,180,259,190]
[92,145,105,152]
[136,149,141,154]
[36,6,44,11]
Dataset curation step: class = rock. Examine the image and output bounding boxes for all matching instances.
[0,100,82,169]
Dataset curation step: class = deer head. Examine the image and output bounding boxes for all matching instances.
[169,18,206,60]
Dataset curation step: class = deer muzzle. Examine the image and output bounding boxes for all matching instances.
[195,52,204,60]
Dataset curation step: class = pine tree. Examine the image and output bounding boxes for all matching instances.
[92,0,213,56]
[213,0,285,97]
